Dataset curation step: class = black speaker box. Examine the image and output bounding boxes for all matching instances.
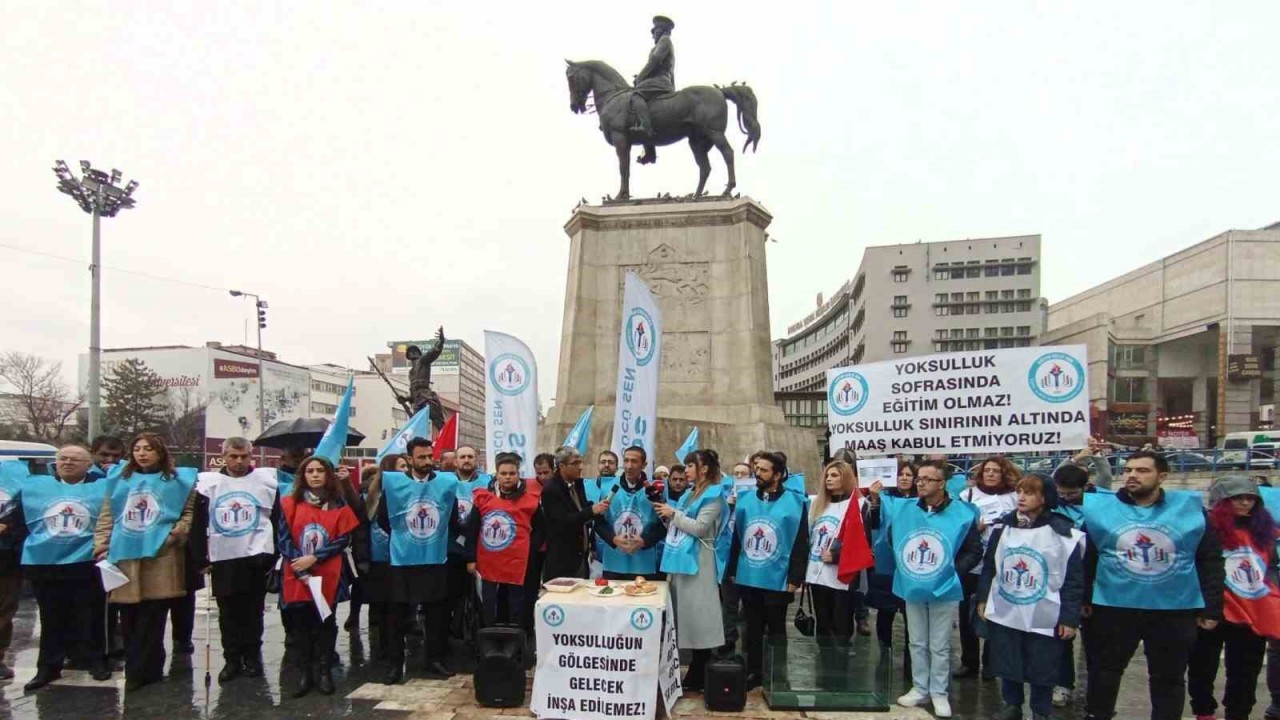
[704,655,746,712]
[474,626,526,708]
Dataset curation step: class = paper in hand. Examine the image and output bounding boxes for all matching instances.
[856,457,898,489]
[306,575,332,621]
[97,560,130,592]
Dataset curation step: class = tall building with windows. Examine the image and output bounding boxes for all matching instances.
[773,235,1045,431]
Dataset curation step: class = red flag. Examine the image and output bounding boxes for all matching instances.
[433,413,458,460]
[836,491,875,584]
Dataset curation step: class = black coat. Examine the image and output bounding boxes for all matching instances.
[976,509,1084,684]
[540,475,594,581]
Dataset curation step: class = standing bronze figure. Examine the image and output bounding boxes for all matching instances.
[566,15,761,200]
[396,327,447,431]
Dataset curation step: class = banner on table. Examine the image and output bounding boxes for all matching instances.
[484,331,539,478]
[826,345,1090,455]
[610,273,661,476]
[531,597,667,720]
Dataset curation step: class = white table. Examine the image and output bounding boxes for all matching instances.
[531,580,681,720]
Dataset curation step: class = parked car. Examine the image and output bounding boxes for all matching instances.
[1163,451,1215,471]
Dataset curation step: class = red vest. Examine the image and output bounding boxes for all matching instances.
[281,497,359,606]
[1222,526,1280,639]
[473,485,540,585]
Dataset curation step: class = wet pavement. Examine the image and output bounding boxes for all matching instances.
[0,588,1268,720]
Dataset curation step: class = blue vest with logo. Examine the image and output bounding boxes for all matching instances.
[450,472,491,557]
[20,475,109,565]
[106,468,198,563]
[660,485,727,576]
[382,471,458,567]
[601,479,660,576]
[734,489,805,591]
[1082,490,1206,610]
[888,498,976,603]
[584,477,611,562]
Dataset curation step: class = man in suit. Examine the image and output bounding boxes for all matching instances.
[541,446,609,580]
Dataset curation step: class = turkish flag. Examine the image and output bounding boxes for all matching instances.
[433,413,458,460]
[836,491,875,584]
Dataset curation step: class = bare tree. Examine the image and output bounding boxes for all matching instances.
[162,385,208,455]
[0,352,82,442]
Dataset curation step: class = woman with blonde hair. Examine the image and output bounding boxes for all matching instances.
[807,460,858,650]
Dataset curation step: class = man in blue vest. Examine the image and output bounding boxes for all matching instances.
[726,451,809,690]
[1081,450,1224,720]
[593,446,665,580]
[870,459,983,719]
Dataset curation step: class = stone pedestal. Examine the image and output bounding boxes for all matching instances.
[544,197,820,481]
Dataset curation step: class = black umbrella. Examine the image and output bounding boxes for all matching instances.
[254,417,365,450]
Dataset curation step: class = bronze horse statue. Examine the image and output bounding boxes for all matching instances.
[566,59,761,200]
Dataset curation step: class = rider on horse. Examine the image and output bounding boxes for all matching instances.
[631,15,675,165]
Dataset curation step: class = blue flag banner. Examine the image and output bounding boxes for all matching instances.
[563,405,595,456]
[315,375,355,465]
[676,427,700,463]
[379,405,432,463]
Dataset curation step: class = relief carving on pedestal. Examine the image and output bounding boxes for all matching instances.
[624,243,710,307]
[661,331,711,382]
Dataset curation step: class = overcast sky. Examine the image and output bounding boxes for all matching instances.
[3,2,1277,405]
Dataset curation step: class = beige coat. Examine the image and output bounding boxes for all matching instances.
[93,484,197,604]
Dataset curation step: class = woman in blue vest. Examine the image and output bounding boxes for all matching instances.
[656,449,727,693]
[2,445,114,690]
[92,433,198,692]
[977,474,1083,720]
[865,459,916,663]
[278,456,360,697]
[726,451,809,690]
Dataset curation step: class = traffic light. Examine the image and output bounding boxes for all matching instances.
[256,299,268,329]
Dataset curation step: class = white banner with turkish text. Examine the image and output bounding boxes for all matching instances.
[610,273,661,475]
[484,331,539,477]
[827,345,1090,455]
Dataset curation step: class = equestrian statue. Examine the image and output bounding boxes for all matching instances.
[565,15,761,200]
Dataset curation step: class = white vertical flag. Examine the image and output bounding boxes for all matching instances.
[484,331,539,477]
[610,272,661,475]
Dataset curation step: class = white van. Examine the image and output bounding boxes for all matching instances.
[0,440,58,462]
[1218,431,1280,468]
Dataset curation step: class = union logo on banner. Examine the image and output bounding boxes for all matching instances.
[1028,352,1085,403]
[43,499,93,537]
[630,608,654,631]
[489,353,532,396]
[828,370,869,417]
[625,307,657,367]
[542,604,566,627]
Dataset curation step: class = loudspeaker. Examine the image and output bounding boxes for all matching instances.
[474,626,526,708]
[704,655,746,712]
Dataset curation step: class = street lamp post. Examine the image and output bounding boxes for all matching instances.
[229,290,268,457]
[53,160,139,441]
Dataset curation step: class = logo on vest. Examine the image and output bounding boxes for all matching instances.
[542,604,566,627]
[42,499,93,537]
[996,546,1050,605]
[121,490,162,533]
[625,307,657,366]
[1225,547,1270,600]
[900,528,950,581]
[665,524,689,550]
[456,497,474,525]
[212,491,261,538]
[405,500,443,540]
[489,353,532,397]
[614,510,644,541]
[1113,523,1177,582]
[480,510,518,552]
[809,516,841,562]
[300,523,330,555]
[828,371,870,417]
[1028,352,1085,403]
[630,608,654,631]
[742,518,782,566]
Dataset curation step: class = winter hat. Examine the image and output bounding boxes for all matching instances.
[1208,475,1259,507]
